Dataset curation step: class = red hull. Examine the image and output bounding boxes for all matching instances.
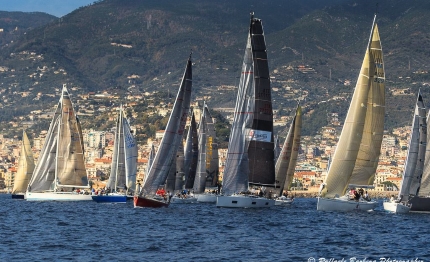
[133,196,169,208]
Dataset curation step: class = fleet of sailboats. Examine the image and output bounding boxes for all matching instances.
[317,13,385,211]
[5,11,429,216]
[216,13,276,208]
[26,84,92,201]
[92,105,138,203]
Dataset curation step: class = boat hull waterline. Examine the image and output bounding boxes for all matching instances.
[11,193,25,199]
[383,201,411,213]
[216,195,275,208]
[196,193,217,203]
[133,196,169,208]
[408,196,430,212]
[317,197,377,211]
[26,192,93,201]
[170,196,197,204]
[91,195,127,203]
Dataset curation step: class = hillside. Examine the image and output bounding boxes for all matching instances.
[0,0,429,137]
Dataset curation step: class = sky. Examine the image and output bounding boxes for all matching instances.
[0,0,96,17]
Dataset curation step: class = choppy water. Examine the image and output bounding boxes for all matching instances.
[0,194,429,261]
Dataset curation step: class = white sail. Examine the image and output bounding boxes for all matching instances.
[222,29,254,195]
[107,106,137,193]
[193,104,207,193]
[28,101,62,192]
[141,56,192,196]
[321,15,385,198]
[398,92,426,200]
[12,131,35,194]
[123,110,137,193]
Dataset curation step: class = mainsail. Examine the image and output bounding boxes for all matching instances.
[140,55,192,196]
[275,105,302,196]
[398,92,426,200]
[183,111,198,189]
[144,144,155,186]
[28,85,89,192]
[321,14,385,198]
[174,141,185,191]
[223,14,275,195]
[193,104,207,193]
[12,131,35,194]
[107,106,137,193]
[204,104,219,188]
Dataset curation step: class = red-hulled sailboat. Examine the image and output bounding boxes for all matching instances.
[134,54,193,208]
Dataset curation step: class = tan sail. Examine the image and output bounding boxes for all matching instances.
[322,19,385,198]
[12,131,35,194]
[56,86,88,188]
[275,105,302,195]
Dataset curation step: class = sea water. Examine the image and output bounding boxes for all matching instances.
[0,194,429,261]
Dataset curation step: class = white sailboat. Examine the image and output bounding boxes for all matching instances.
[134,54,193,208]
[317,14,385,211]
[26,84,92,201]
[384,92,426,213]
[11,130,35,199]
[274,105,302,206]
[92,105,138,203]
[216,13,276,208]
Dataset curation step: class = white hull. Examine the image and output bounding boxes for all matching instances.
[170,196,197,204]
[274,196,294,206]
[317,197,377,211]
[26,192,93,201]
[216,195,275,208]
[383,201,411,213]
[196,193,217,203]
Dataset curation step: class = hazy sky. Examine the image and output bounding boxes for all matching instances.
[0,0,96,17]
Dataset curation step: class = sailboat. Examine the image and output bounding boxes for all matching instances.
[383,92,426,213]
[196,103,220,203]
[216,13,276,208]
[407,99,430,211]
[317,14,385,211]
[92,105,138,203]
[134,54,193,208]
[11,130,35,199]
[274,105,302,206]
[26,84,92,201]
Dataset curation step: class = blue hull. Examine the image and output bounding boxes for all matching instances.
[92,195,127,203]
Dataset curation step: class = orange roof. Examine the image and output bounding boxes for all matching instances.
[387,177,402,181]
